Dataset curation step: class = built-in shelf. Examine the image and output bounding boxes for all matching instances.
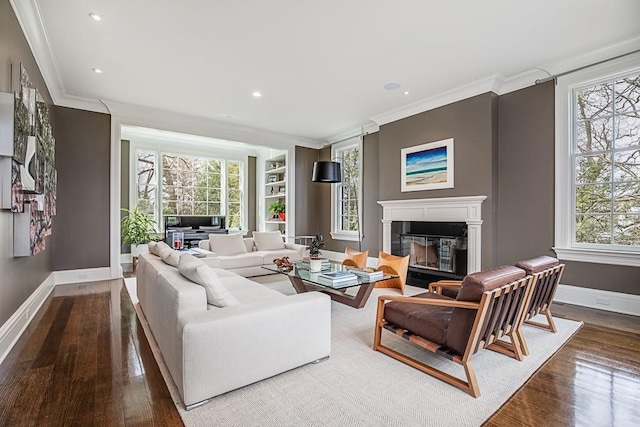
[266,166,286,174]
[264,153,287,235]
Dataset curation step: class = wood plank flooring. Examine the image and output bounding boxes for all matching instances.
[0,280,182,426]
[0,279,638,426]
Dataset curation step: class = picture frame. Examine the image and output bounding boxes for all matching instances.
[268,174,277,183]
[401,138,454,192]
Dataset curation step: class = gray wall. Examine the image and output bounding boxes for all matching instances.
[120,140,130,254]
[378,93,499,269]
[294,146,320,236]
[53,106,111,270]
[498,82,639,295]
[0,0,54,326]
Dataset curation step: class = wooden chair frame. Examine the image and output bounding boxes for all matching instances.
[373,275,534,397]
[516,264,565,356]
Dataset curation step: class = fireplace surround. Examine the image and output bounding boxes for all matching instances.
[378,196,487,275]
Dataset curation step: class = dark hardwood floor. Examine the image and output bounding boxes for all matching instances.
[0,280,182,426]
[0,278,638,426]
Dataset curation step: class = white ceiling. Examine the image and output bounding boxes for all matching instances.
[13,0,640,145]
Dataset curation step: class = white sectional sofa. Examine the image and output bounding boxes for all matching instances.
[197,231,306,277]
[136,248,331,409]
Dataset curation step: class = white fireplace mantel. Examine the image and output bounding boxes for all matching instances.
[378,196,487,273]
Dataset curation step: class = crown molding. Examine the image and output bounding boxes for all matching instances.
[369,75,500,127]
[103,100,322,150]
[538,35,640,77]
[9,0,65,103]
[325,121,380,145]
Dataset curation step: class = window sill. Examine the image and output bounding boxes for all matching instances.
[553,247,640,267]
[330,231,359,242]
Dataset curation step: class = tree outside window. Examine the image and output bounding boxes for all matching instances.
[573,73,640,247]
[336,145,360,233]
[136,151,243,229]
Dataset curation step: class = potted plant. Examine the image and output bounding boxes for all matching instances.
[121,206,157,257]
[268,200,286,221]
[306,233,326,271]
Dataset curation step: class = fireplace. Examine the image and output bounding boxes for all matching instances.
[392,221,468,285]
[378,196,486,288]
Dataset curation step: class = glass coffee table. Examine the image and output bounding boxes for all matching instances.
[262,261,398,309]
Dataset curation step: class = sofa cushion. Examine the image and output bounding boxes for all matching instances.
[201,253,265,270]
[162,249,181,267]
[178,254,240,307]
[209,233,247,256]
[157,243,173,260]
[253,231,286,251]
[148,241,159,255]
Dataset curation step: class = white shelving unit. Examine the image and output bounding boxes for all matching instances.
[264,153,287,236]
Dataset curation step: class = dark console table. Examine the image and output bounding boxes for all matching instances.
[164,215,228,248]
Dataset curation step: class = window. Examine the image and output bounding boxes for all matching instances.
[555,56,640,266]
[331,138,361,241]
[136,150,157,217]
[135,150,244,230]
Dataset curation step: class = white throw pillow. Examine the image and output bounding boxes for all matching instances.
[208,233,247,256]
[161,249,181,267]
[178,254,240,307]
[157,243,172,260]
[148,241,159,255]
[253,231,285,251]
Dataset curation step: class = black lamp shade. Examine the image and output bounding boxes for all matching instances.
[311,161,341,183]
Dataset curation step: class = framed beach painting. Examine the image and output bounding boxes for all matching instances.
[401,138,454,192]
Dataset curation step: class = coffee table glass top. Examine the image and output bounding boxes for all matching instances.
[262,261,398,290]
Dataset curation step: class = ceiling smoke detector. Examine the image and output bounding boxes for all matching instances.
[383,82,401,90]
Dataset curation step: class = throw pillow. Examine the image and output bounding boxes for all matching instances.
[161,249,181,267]
[148,241,158,255]
[157,243,172,260]
[253,231,285,251]
[178,254,240,307]
[208,233,247,256]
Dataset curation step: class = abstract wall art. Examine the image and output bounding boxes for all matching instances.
[0,63,57,257]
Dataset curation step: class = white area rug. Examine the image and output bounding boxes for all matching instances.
[128,275,582,427]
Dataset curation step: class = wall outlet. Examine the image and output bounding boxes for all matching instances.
[78,273,88,280]
[595,297,611,306]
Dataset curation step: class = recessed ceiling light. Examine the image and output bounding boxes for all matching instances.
[252,91,262,98]
[384,82,401,90]
[92,68,102,74]
[404,91,410,95]
[89,13,102,21]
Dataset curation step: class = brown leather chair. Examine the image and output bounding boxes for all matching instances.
[375,252,410,294]
[514,256,565,356]
[342,247,369,268]
[374,265,534,397]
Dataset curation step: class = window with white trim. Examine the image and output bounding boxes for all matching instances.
[572,73,639,248]
[555,57,640,266]
[135,150,244,230]
[331,139,361,241]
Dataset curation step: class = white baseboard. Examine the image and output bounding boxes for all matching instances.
[554,284,640,317]
[0,272,55,365]
[54,267,113,285]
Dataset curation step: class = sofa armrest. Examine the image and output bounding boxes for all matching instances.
[284,242,307,256]
[198,240,210,250]
[177,292,331,405]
